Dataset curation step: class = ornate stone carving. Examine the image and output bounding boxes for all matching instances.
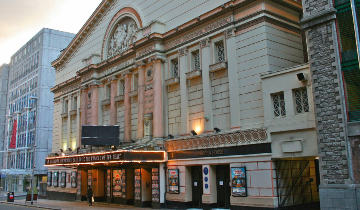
[165,128,268,152]
[107,18,138,58]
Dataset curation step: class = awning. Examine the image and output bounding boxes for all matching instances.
[45,150,166,166]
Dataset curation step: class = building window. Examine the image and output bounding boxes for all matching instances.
[63,99,68,114]
[170,58,179,78]
[118,80,125,95]
[106,84,111,99]
[293,88,309,113]
[191,50,200,71]
[72,96,77,111]
[87,93,91,109]
[214,40,225,63]
[272,92,286,117]
[132,74,138,91]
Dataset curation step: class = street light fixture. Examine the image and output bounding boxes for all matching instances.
[27,96,37,205]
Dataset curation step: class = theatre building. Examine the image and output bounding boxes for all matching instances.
[45,0,320,209]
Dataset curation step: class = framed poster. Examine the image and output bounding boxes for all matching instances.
[60,172,66,188]
[152,168,160,202]
[71,172,77,188]
[112,169,123,198]
[134,169,141,200]
[53,171,59,187]
[231,167,247,197]
[47,172,52,186]
[168,169,179,194]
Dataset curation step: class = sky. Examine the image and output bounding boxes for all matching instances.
[0,0,102,65]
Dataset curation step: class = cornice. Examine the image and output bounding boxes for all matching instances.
[52,0,115,69]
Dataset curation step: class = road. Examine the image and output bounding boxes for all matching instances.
[0,203,43,210]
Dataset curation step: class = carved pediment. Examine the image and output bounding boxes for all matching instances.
[107,18,138,58]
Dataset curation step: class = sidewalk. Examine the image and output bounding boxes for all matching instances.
[0,198,156,210]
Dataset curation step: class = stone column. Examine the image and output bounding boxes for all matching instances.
[66,95,71,149]
[124,72,132,142]
[200,38,213,132]
[80,87,87,126]
[226,28,241,129]
[90,82,99,125]
[153,59,164,138]
[137,65,145,139]
[301,1,359,209]
[179,48,189,134]
[110,77,118,125]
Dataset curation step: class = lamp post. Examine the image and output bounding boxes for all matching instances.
[27,96,37,205]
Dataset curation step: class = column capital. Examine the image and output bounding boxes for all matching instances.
[89,80,101,87]
[200,38,211,48]
[178,47,188,56]
[225,27,236,39]
[150,55,166,64]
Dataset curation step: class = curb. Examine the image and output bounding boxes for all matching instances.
[0,201,61,210]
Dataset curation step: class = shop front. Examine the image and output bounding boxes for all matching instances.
[164,129,278,209]
[45,150,165,208]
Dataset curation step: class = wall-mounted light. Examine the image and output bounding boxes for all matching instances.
[191,130,197,136]
[76,147,80,154]
[296,72,308,82]
[168,134,174,139]
[214,127,221,133]
[111,145,116,151]
[59,149,63,153]
[68,148,72,152]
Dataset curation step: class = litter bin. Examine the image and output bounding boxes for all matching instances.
[7,192,14,202]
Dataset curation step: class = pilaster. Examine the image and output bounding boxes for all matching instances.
[110,76,118,125]
[200,38,213,132]
[90,81,100,125]
[179,48,189,134]
[124,72,132,142]
[137,64,145,139]
[152,58,164,138]
[226,28,241,129]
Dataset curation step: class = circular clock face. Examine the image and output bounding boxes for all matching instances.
[203,167,209,175]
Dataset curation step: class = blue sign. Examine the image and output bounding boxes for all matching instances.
[204,177,208,182]
[205,184,209,189]
[203,167,209,175]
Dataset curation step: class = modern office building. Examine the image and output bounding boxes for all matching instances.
[0,64,10,189]
[301,0,360,209]
[0,28,74,195]
[44,0,326,209]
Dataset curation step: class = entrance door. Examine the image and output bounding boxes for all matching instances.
[191,166,203,208]
[216,165,230,208]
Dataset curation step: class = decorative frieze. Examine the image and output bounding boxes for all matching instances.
[165,15,233,50]
[165,128,268,152]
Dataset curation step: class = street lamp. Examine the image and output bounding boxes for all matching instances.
[27,96,37,205]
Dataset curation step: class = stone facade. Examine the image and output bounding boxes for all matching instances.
[302,0,360,209]
[0,64,9,168]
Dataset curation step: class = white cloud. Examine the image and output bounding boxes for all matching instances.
[0,0,101,64]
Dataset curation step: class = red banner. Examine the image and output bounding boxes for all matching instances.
[9,119,17,149]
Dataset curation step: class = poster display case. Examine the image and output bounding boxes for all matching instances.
[60,172,66,188]
[47,172,52,186]
[231,167,247,197]
[168,169,179,194]
[134,169,141,200]
[112,169,124,198]
[53,171,59,187]
[152,168,160,202]
[71,171,77,188]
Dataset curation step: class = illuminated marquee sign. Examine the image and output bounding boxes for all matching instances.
[45,151,165,165]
